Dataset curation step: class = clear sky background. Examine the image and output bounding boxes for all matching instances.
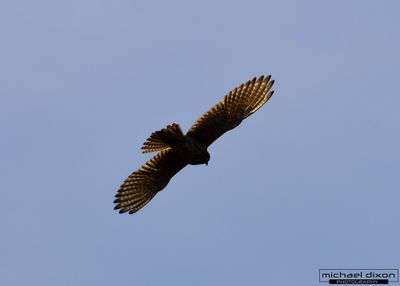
[1,1,399,285]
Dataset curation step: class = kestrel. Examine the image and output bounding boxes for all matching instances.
[114,75,275,214]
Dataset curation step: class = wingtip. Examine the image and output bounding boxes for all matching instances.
[267,90,275,100]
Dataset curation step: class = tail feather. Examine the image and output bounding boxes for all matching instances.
[141,123,184,153]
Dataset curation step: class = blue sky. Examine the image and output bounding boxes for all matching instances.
[1,1,399,285]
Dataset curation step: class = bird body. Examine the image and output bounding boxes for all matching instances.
[142,123,210,165]
[114,75,275,214]
[174,134,210,165]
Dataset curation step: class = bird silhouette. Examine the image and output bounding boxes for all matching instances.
[114,75,275,214]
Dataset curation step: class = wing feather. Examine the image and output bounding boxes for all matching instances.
[114,149,187,214]
[187,75,275,146]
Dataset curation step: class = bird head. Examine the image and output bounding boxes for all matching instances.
[205,151,210,166]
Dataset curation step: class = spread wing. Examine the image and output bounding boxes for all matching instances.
[114,149,187,214]
[186,75,275,147]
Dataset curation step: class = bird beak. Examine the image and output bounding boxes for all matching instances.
[206,162,208,166]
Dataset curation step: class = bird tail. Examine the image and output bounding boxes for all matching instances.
[141,123,185,153]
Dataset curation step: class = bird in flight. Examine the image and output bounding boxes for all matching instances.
[114,75,275,214]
